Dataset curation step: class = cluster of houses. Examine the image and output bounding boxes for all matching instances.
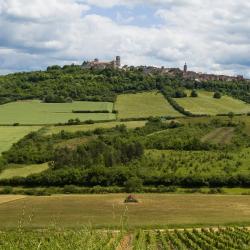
[82,56,245,82]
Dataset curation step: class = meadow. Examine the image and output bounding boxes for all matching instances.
[0,126,41,154]
[0,194,250,229]
[0,163,49,180]
[0,100,116,125]
[174,90,250,115]
[45,120,146,135]
[115,91,183,119]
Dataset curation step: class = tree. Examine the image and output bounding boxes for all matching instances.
[125,177,143,192]
[190,90,198,97]
[213,92,221,99]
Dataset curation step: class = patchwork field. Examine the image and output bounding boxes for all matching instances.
[115,91,183,119]
[0,126,41,154]
[0,100,116,125]
[201,127,235,144]
[0,163,49,180]
[46,120,147,135]
[0,194,250,228]
[175,91,250,115]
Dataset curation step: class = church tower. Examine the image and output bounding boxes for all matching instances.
[116,56,121,68]
[184,62,187,73]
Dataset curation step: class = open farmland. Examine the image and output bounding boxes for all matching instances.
[0,163,49,180]
[45,120,147,135]
[0,100,116,125]
[174,90,250,115]
[0,126,41,154]
[1,194,250,229]
[115,91,183,119]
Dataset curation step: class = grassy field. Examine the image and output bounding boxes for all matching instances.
[201,127,235,144]
[1,194,250,229]
[0,163,49,180]
[115,91,183,119]
[174,91,250,115]
[45,120,147,135]
[0,126,41,154]
[0,100,116,125]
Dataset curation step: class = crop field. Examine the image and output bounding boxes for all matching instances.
[178,115,250,135]
[174,91,250,115]
[0,163,49,180]
[1,194,250,229]
[115,91,183,119]
[45,120,147,135]
[0,126,41,154]
[0,227,249,249]
[201,127,235,144]
[147,148,250,177]
[0,100,116,125]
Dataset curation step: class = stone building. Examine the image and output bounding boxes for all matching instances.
[82,56,121,69]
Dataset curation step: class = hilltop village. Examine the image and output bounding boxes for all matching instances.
[82,56,245,82]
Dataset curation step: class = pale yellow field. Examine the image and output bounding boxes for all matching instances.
[0,195,25,205]
[0,194,250,228]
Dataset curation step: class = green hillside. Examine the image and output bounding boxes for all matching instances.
[0,100,115,125]
[174,90,250,115]
[116,91,183,119]
[0,126,41,154]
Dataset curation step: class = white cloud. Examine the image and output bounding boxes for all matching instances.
[0,0,250,78]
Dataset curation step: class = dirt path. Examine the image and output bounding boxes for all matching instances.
[116,234,133,250]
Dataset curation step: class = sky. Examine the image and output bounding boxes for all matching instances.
[0,0,250,77]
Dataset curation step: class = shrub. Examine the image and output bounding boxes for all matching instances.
[190,90,198,97]
[213,92,222,99]
[0,186,13,194]
[125,177,143,193]
[63,185,78,194]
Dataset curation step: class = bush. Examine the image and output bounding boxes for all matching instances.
[0,186,13,194]
[190,90,198,97]
[213,92,222,99]
[63,185,78,194]
[125,177,143,193]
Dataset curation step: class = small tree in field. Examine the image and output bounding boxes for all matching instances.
[125,177,143,193]
[190,90,198,97]
[213,92,221,99]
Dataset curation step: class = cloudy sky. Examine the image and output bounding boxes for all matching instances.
[0,0,250,77]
